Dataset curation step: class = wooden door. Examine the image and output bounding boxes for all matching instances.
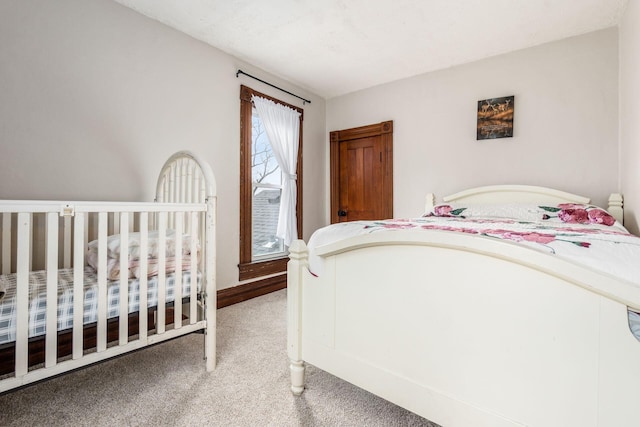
[330,121,393,223]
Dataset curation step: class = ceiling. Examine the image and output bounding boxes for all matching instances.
[114,0,628,99]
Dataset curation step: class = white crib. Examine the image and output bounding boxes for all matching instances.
[0,151,216,393]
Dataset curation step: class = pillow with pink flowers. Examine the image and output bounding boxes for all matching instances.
[425,203,546,222]
[539,203,617,226]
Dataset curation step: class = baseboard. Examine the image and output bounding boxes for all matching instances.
[217,274,287,309]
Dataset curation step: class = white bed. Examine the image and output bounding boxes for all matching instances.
[287,185,640,427]
[0,151,216,393]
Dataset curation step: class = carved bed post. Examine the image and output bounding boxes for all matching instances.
[608,193,624,225]
[287,239,307,395]
[424,193,436,214]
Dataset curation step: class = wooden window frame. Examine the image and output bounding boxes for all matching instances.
[239,85,303,281]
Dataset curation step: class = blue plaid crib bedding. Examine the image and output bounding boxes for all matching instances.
[0,267,200,345]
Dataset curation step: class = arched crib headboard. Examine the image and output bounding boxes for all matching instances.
[155,151,217,371]
[155,151,217,204]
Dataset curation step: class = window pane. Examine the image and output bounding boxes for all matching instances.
[252,110,281,185]
[252,187,285,258]
[252,109,284,259]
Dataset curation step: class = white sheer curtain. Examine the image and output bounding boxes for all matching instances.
[252,95,301,247]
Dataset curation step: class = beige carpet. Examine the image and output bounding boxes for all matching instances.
[0,290,438,426]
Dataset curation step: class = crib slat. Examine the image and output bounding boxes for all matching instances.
[73,213,85,359]
[119,213,129,346]
[169,165,176,227]
[174,213,183,329]
[83,215,89,258]
[180,160,187,203]
[157,212,167,334]
[190,212,198,323]
[186,163,194,204]
[28,214,33,272]
[63,216,72,269]
[175,160,180,203]
[45,212,59,368]
[139,213,148,341]
[175,160,182,203]
[15,213,30,377]
[2,213,10,275]
[163,177,169,205]
[194,175,202,208]
[97,212,108,352]
[168,164,174,201]
[170,164,177,203]
[113,213,120,235]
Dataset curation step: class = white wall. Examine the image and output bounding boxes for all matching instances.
[619,1,640,234]
[327,29,619,217]
[0,0,327,290]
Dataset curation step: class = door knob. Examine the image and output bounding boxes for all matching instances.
[338,210,347,217]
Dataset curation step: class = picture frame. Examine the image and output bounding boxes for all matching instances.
[477,95,514,140]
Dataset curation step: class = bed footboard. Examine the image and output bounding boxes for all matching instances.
[288,233,640,426]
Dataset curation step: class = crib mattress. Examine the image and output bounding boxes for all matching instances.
[0,267,199,345]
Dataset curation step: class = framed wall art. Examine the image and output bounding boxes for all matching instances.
[477,95,514,140]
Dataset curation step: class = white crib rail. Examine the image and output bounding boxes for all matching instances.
[0,200,210,392]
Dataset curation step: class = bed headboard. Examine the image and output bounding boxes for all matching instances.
[425,185,624,224]
[155,151,217,204]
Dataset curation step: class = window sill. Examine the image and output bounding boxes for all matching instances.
[238,257,288,281]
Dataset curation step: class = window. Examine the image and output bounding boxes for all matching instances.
[251,110,285,260]
[239,85,303,280]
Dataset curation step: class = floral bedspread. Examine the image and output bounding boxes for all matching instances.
[306,203,640,285]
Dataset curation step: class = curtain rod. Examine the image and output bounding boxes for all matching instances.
[236,69,311,105]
